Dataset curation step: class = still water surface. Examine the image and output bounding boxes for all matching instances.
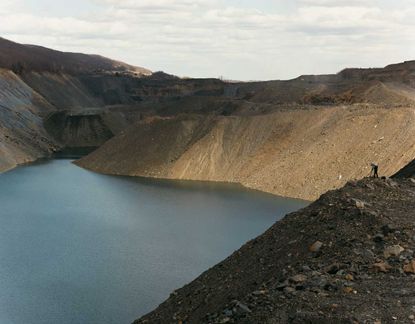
[0,159,307,323]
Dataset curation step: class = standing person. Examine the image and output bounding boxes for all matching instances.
[370,163,379,178]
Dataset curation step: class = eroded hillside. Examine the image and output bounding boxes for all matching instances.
[71,58,415,200]
[76,105,415,200]
[0,69,58,171]
[0,38,230,171]
[1,37,415,200]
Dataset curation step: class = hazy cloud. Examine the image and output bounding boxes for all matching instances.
[0,0,414,80]
[298,0,375,7]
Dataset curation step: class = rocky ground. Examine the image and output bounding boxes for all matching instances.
[136,177,415,323]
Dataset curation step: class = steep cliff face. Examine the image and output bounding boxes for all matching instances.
[76,105,415,200]
[44,111,114,148]
[0,107,56,172]
[0,69,59,171]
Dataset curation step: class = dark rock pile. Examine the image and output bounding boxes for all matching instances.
[136,177,415,324]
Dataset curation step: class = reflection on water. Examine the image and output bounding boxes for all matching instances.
[0,160,308,324]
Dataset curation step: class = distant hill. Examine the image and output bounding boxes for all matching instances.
[233,60,415,106]
[0,37,152,75]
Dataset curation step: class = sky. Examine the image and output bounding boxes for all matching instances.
[0,0,414,80]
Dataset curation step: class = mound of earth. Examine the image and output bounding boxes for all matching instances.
[135,177,415,323]
[76,105,415,200]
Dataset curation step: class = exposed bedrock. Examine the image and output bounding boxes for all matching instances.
[44,111,114,149]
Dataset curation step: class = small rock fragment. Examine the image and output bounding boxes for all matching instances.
[284,287,296,294]
[385,178,399,188]
[326,263,340,274]
[403,260,415,274]
[366,183,375,190]
[236,301,251,313]
[309,241,323,252]
[290,274,307,284]
[276,281,288,290]
[373,262,392,273]
[223,309,233,317]
[373,233,384,242]
[353,199,365,209]
[384,245,404,259]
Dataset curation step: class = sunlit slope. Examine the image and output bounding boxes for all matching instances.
[76,105,415,200]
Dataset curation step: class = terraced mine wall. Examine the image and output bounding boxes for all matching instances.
[2,58,415,199]
[0,68,227,172]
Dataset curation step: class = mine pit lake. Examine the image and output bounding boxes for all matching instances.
[0,159,308,324]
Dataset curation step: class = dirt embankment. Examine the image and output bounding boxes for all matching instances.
[76,105,415,200]
[135,177,415,323]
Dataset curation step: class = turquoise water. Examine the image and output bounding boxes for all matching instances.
[0,160,307,323]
